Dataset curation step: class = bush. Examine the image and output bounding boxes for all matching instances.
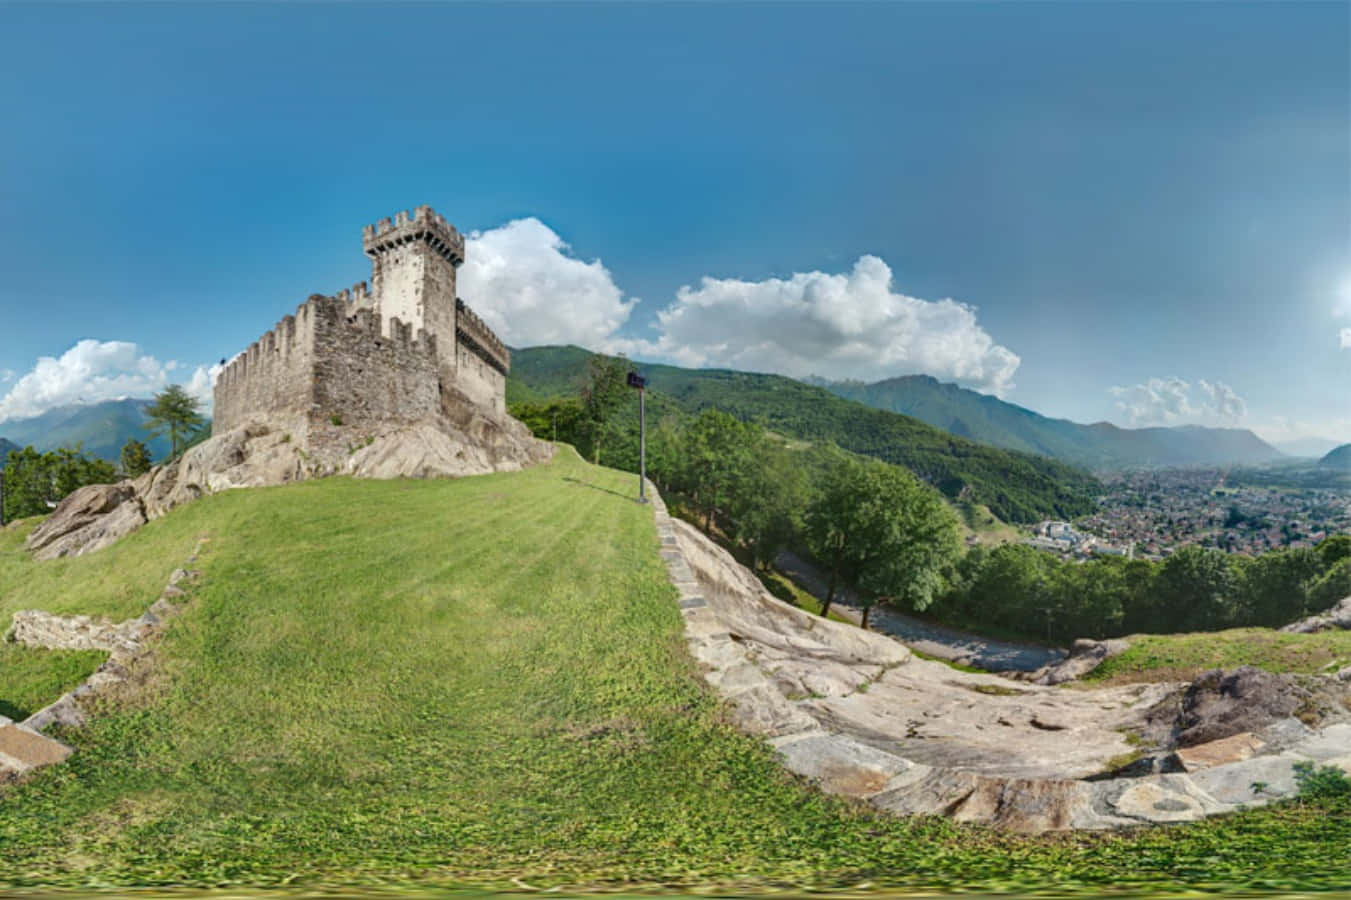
[1294,760,1351,800]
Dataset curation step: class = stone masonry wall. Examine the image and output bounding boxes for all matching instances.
[310,299,440,430]
[213,295,440,437]
[212,300,321,437]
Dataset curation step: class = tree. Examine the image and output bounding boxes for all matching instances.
[1308,556,1351,614]
[806,452,960,621]
[1153,545,1240,632]
[144,385,205,459]
[727,438,810,570]
[1317,534,1351,569]
[678,409,760,535]
[1240,547,1322,626]
[1,445,116,522]
[509,398,585,447]
[120,438,153,477]
[578,355,629,465]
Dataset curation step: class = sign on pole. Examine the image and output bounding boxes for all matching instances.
[627,372,647,503]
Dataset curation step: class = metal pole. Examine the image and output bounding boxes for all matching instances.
[638,388,647,503]
[0,470,5,527]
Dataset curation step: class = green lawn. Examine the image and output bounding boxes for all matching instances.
[1084,628,1351,686]
[1,450,1349,893]
[0,643,105,721]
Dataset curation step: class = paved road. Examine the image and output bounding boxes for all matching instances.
[774,551,1066,672]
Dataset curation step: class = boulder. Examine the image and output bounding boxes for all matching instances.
[1151,666,1348,747]
[24,482,145,561]
[1018,637,1130,685]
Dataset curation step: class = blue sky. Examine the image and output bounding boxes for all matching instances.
[1,2,1347,444]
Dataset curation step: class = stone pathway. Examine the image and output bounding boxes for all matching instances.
[774,550,1065,672]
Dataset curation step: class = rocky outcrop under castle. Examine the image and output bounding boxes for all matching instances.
[651,494,1351,832]
[27,411,552,561]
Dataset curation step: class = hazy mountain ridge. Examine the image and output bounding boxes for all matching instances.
[1273,437,1344,459]
[811,374,1284,469]
[0,399,173,461]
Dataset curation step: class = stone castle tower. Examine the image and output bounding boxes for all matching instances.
[213,206,511,446]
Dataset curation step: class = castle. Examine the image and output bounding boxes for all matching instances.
[213,206,512,446]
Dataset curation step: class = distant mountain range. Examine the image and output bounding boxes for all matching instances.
[1320,444,1351,469]
[0,399,173,462]
[1277,437,1347,459]
[509,345,1101,524]
[811,374,1284,470]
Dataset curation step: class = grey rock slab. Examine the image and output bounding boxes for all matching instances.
[1287,722,1351,761]
[773,732,917,798]
[1187,752,1309,805]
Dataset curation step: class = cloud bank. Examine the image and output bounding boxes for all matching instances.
[459,221,1020,395]
[1109,376,1249,427]
[0,340,218,425]
[458,218,638,349]
[619,256,1020,395]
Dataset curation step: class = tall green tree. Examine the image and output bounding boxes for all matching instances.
[727,438,810,570]
[1240,547,1322,626]
[120,438,153,477]
[578,355,629,465]
[677,409,761,535]
[145,385,205,459]
[1153,545,1240,632]
[806,452,960,622]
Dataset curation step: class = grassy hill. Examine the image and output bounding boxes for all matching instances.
[510,346,1101,523]
[816,374,1284,469]
[2,454,1349,891]
[0,399,174,461]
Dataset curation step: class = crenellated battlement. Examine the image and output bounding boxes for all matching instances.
[214,293,439,428]
[361,204,464,266]
[455,298,510,375]
[330,281,375,309]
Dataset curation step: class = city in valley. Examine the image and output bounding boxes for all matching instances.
[1031,465,1351,561]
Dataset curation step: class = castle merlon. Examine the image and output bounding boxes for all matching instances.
[455,298,510,375]
[331,281,374,307]
[361,204,464,266]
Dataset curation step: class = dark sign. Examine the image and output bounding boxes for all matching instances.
[626,372,647,390]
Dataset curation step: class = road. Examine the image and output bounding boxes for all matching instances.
[773,551,1066,673]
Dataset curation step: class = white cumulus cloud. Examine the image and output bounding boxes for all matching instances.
[1109,376,1249,427]
[0,340,220,425]
[458,218,638,349]
[1340,327,1351,350]
[618,255,1021,395]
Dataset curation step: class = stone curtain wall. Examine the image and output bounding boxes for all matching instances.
[214,295,440,437]
[454,342,506,413]
[310,301,440,430]
[454,299,509,414]
[213,299,323,436]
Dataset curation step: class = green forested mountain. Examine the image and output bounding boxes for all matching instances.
[0,400,173,461]
[0,438,18,468]
[814,374,1283,469]
[1320,444,1351,469]
[509,346,1100,522]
